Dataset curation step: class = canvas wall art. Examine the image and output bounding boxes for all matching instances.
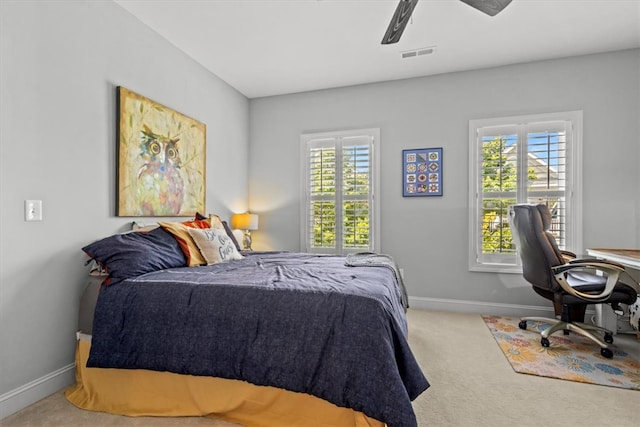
[403,148,443,197]
[117,86,206,216]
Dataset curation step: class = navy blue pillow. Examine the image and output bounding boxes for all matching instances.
[83,227,186,280]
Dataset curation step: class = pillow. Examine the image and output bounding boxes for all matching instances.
[208,214,225,229]
[222,220,242,252]
[195,212,242,252]
[231,228,245,249]
[158,219,212,266]
[187,227,244,265]
[195,212,224,228]
[82,227,186,280]
[131,221,158,232]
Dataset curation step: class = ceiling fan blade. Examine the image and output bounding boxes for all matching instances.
[460,0,512,16]
[381,0,419,45]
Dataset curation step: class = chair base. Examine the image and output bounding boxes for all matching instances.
[519,316,615,358]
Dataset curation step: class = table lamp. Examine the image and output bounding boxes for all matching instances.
[231,213,259,251]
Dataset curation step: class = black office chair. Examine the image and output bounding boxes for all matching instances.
[508,204,637,358]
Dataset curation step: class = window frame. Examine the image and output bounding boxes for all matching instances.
[300,128,381,254]
[468,111,583,273]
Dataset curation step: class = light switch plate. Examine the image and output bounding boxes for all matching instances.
[25,200,43,221]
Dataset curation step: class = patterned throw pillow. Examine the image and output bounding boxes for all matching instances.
[194,212,242,251]
[187,227,244,265]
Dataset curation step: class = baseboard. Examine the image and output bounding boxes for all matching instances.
[408,295,597,319]
[0,363,75,420]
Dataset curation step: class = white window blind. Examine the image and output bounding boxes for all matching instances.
[468,112,582,272]
[301,129,380,254]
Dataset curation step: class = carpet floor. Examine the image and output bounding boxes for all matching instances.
[3,309,639,426]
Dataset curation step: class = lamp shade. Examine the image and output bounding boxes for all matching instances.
[231,213,259,231]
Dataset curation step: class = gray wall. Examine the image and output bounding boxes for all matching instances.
[1,0,638,419]
[0,0,249,408]
[249,49,640,309]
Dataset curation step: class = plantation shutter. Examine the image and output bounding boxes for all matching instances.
[307,138,338,252]
[475,125,519,266]
[341,136,373,250]
[524,121,571,248]
[469,112,581,272]
[302,130,377,254]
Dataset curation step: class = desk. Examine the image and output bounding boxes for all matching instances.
[586,248,640,270]
[585,248,640,332]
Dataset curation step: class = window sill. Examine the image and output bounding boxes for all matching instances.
[469,264,523,274]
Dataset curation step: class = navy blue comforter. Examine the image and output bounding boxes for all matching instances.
[88,252,429,427]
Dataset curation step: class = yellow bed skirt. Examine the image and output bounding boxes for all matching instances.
[65,338,384,427]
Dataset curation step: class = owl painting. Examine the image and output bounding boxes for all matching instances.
[136,126,184,216]
[117,87,206,217]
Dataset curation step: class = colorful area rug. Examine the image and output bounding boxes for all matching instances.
[482,315,640,390]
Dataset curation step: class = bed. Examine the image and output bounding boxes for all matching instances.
[65,218,429,427]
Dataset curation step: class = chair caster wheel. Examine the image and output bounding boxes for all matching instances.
[600,347,613,359]
[518,320,527,330]
[541,337,550,347]
[604,333,613,344]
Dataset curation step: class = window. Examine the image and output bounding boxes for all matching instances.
[468,111,583,272]
[301,128,380,254]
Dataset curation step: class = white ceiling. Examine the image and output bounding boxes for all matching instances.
[114,0,640,99]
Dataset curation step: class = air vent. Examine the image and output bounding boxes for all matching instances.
[401,46,436,59]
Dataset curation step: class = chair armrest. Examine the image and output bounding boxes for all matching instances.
[551,260,624,302]
[560,250,576,263]
[568,257,626,269]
